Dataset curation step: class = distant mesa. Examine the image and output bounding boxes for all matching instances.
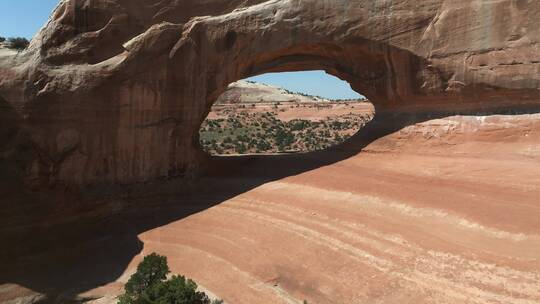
[216,80,368,105]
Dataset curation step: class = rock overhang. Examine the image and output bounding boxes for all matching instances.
[0,0,539,185]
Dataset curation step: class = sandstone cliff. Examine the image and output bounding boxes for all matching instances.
[1,0,539,185]
[1,2,540,303]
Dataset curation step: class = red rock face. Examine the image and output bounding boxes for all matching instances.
[1,2,540,303]
[0,0,540,184]
[2,113,540,304]
[1,0,539,185]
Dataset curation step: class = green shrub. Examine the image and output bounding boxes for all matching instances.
[275,129,294,145]
[235,143,247,154]
[0,37,5,43]
[124,253,170,297]
[141,275,212,304]
[119,253,223,304]
[7,37,29,50]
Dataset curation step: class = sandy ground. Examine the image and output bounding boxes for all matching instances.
[1,113,539,304]
[207,102,374,122]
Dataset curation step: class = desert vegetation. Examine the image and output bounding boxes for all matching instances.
[199,79,374,155]
[118,253,223,304]
[0,37,30,50]
[200,109,373,155]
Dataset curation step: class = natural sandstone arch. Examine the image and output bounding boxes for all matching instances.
[1,0,540,186]
[198,72,372,156]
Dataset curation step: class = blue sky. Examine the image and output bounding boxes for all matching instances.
[0,0,59,39]
[248,72,361,100]
[0,0,361,100]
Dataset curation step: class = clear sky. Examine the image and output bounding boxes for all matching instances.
[248,72,361,100]
[0,0,59,39]
[0,0,361,100]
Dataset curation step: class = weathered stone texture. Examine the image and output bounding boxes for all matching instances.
[1,0,539,185]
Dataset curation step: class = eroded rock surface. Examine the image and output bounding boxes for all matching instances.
[1,1,540,303]
[1,0,540,185]
[1,112,539,304]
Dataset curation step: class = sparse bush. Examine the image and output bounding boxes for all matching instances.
[275,129,294,151]
[119,253,223,304]
[199,105,370,155]
[124,253,170,297]
[237,134,250,142]
[257,139,271,151]
[7,37,29,50]
[235,143,247,154]
[0,37,5,43]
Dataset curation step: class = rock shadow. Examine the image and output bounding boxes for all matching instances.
[2,108,539,302]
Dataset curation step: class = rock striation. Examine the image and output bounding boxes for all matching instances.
[1,0,540,185]
[1,2,540,303]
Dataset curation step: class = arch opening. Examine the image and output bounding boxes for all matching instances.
[199,71,375,155]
